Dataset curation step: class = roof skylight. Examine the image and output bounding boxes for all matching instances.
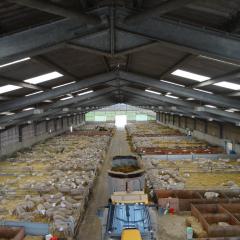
[213,81,240,90]
[22,107,35,111]
[0,85,22,94]
[78,90,93,96]
[172,69,210,82]
[166,94,179,99]
[160,79,185,87]
[204,105,217,109]
[25,91,43,97]
[145,89,161,95]
[24,71,63,84]
[71,88,88,94]
[0,112,15,116]
[60,96,73,101]
[52,81,76,89]
[0,57,30,68]
[225,108,240,113]
[193,88,213,94]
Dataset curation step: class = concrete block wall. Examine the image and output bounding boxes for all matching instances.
[180,117,186,128]
[196,119,205,132]
[22,125,35,141]
[187,118,195,130]
[63,117,68,128]
[0,113,85,158]
[156,112,240,154]
[56,119,62,131]
[36,122,47,136]
[208,122,221,138]
[48,120,55,133]
[0,126,19,150]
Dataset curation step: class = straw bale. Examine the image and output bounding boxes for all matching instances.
[186,216,207,238]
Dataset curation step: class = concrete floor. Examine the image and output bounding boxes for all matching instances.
[77,129,132,240]
[158,215,186,240]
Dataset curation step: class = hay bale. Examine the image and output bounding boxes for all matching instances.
[186,216,207,238]
[24,236,43,240]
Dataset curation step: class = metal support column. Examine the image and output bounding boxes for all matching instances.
[185,117,188,129]
[18,125,23,142]
[54,119,57,132]
[0,129,2,153]
[33,122,37,137]
[67,117,69,127]
[204,120,208,134]
[61,118,64,129]
[193,118,197,130]
[110,6,115,56]
[219,123,224,139]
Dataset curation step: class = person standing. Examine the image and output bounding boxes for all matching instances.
[187,129,192,140]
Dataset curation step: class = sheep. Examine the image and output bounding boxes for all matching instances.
[204,192,219,199]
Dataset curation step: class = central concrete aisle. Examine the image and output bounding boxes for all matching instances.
[77,129,132,240]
